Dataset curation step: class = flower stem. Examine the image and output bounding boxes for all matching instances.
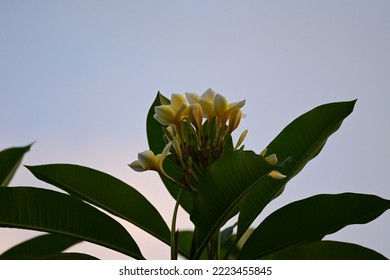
[171,188,183,260]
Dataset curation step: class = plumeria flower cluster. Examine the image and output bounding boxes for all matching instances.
[130,89,285,192]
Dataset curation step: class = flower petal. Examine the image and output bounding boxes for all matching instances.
[228,99,246,110]
[137,150,158,170]
[154,105,176,125]
[174,102,189,126]
[128,160,145,172]
[228,109,242,132]
[213,94,228,122]
[199,99,214,120]
[185,92,200,104]
[223,99,246,123]
[161,141,172,158]
[171,94,187,111]
[189,103,203,129]
[201,88,217,102]
[199,89,217,120]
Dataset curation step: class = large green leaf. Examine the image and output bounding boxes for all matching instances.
[237,100,356,239]
[0,187,144,259]
[238,193,390,259]
[0,144,32,186]
[0,233,81,260]
[27,164,170,245]
[1,235,98,259]
[260,240,387,260]
[43,253,99,260]
[190,150,275,259]
[177,231,202,259]
[146,92,195,213]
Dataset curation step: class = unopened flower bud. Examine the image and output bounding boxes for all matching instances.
[199,89,217,120]
[188,103,203,130]
[265,154,278,165]
[234,129,248,150]
[172,137,183,162]
[259,148,268,157]
[268,170,287,180]
[213,94,229,123]
[164,125,176,141]
[228,109,242,133]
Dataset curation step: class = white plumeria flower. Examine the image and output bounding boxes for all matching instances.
[129,142,173,179]
[188,103,203,130]
[213,93,246,124]
[154,94,188,127]
[186,88,218,121]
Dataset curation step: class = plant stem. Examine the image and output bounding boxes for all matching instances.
[171,188,183,260]
[209,230,221,260]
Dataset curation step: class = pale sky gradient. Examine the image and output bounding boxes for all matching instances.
[1,0,389,259]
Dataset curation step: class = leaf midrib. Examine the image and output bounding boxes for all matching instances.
[194,172,269,259]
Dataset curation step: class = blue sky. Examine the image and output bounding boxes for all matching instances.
[1,0,389,259]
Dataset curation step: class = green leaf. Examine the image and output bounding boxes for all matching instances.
[176,231,209,260]
[0,187,144,259]
[146,92,195,213]
[177,231,196,259]
[237,100,356,239]
[190,150,275,259]
[259,241,387,260]
[0,233,81,260]
[0,144,32,186]
[238,193,390,259]
[26,164,170,245]
[43,253,99,260]
[220,233,240,260]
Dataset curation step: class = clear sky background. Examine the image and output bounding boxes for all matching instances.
[1,0,389,259]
